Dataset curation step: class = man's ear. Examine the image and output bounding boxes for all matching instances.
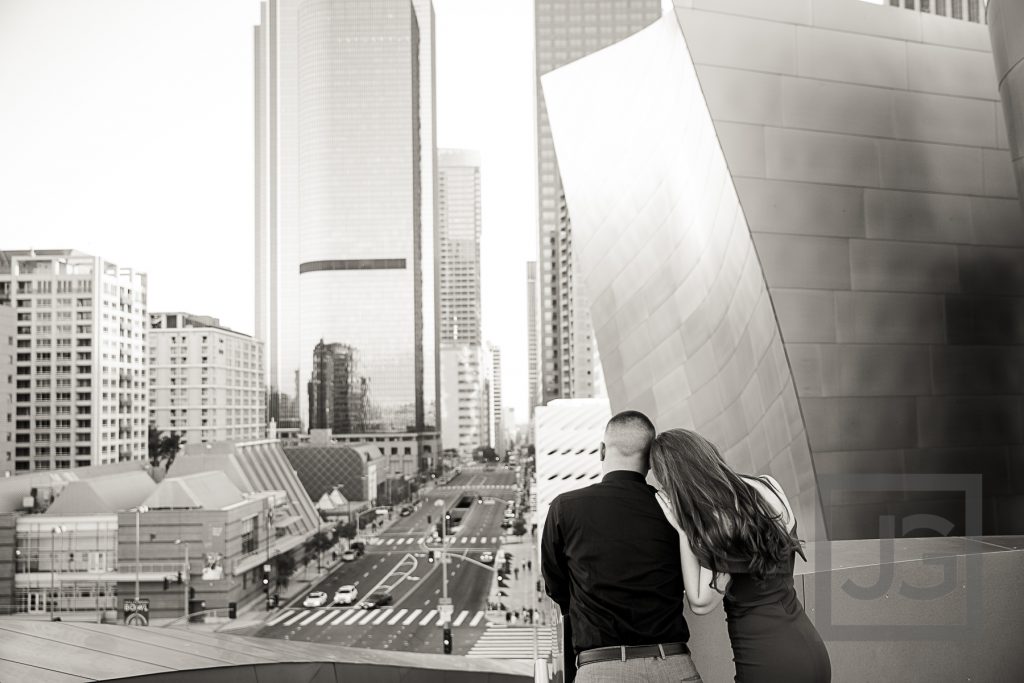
[599,442,605,462]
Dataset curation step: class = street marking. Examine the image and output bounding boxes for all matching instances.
[317,611,337,626]
[283,611,307,626]
[357,610,377,625]
[387,609,408,625]
[403,609,422,625]
[435,611,445,626]
[459,536,468,543]
[419,610,437,626]
[470,537,477,543]
[453,610,469,626]
[341,610,364,625]
[300,610,325,626]
[385,538,395,545]
[331,611,351,625]
[372,609,392,625]
[266,609,295,626]
[469,611,484,627]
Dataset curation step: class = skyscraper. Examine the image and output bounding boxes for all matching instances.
[256,0,440,470]
[533,0,663,406]
[438,149,482,345]
[0,305,14,478]
[489,345,504,454]
[0,250,148,472]
[437,149,486,456]
[525,260,538,417]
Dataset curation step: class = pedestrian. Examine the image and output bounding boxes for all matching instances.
[513,611,519,625]
[527,559,532,572]
[542,411,702,682]
[506,611,511,625]
[514,567,519,580]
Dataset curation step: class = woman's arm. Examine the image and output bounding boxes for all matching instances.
[656,492,729,615]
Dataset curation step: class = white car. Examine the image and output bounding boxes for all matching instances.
[302,591,329,608]
[479,551,495,565]
[341,549,357,562]
[334,585,358,605]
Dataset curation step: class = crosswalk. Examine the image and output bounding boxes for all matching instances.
[433,484,516,490]
[265,607,494,629]
[368,536,499,546]
[466,625,557,659]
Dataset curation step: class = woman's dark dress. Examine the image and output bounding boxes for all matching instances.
[719,478,831,682]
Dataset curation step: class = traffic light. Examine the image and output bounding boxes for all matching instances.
[427,515,432,525]
[176,571,182,585]
[427,550,435,563]
[442,626,452,654]
[228,601,237,619]
[189,586,196,600]
[261,564,270,591]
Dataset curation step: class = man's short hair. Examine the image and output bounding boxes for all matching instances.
[605,410,656,458]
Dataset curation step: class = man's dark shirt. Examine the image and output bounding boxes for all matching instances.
[541,470,688,653]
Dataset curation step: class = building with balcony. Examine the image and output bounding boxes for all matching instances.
[541,0,1023,540]
[148,312,265,444]
[440,343,488,458]
[0,250,148,472]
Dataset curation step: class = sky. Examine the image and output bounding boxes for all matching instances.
[0,0,537,421]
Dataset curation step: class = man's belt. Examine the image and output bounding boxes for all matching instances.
[576,641,690,667]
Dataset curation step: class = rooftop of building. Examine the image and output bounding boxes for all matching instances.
[141,470,248,511]
[0,460,153,514]
[149,311,253,338]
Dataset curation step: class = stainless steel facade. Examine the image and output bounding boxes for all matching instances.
[544,0,1024,540]
[533,0,663,406]
[438,149,481,345]
[256,0,439,456]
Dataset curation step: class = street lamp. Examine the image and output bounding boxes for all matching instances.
[49,525,65,621]
[174,539,189,626]
[433,498,450,630]
[131,505,149,601]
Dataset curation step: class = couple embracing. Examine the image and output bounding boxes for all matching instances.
[541,411,831,682]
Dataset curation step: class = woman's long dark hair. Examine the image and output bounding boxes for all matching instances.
[650,428,803,586]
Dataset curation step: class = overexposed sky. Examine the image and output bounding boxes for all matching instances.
[0,0,536,419]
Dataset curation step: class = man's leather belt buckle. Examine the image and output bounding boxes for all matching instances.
[576,641,689,667]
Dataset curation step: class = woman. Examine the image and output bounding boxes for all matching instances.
[650,428,831,682]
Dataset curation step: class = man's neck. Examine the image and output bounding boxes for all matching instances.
[602,461,646,476]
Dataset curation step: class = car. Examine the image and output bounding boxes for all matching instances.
[302,591,329,608]
[500,519,512,529]
[504,509,516,519]
[350,542,366,557]
[400,506,413,517]
[341,549,357,562]
[358,592,394,610]
[479,551,495,565]
[334,585,358,605]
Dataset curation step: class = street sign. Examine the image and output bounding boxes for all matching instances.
[123,598,150,626]
[438,597,453,622]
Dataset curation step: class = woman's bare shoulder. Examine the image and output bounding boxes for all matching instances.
[743,475,794,529]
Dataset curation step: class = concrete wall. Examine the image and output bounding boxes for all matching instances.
[544,0,1024,540]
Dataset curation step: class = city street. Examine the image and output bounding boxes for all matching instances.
[254,465,524,655]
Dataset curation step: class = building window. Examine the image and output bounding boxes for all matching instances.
[240,516,258,555]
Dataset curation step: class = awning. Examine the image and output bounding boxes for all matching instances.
[273,515,302,528]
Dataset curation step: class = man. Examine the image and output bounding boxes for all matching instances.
[541,410,701,682]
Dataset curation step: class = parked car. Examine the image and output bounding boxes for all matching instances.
[341,549,357,562]
[358,592,394,610]
[350,542,366,557]
[400,506,413,517]
[500,519,512,529]
[334,585,359,605]
[302,591,329,608]
[479,551,495,565]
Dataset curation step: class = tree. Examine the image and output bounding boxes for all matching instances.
[335,521,357,542]
[274,554,296,589]
[147,428,182,470]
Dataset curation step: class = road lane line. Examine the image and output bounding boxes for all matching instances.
[372,609,392,625]
[387,609,407,625]
[330,611,351,625]
[470,537,477,543]
[385,538,395,545]
[453,610,469,626]
[283,611,307,626]
[300,610,325,626]
[266,609,295,626]
[469,611,484,627]
[435,611,445,625]
[419,610,437,626]
[341,610,364,625]
[403,609,422,625]
[357,610,377,625]
[317,611,337,626]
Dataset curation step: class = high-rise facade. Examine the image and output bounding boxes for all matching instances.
[533,0,662,406]
[437,149,486,457]
[148,313,265,443]
[526,261,539,418]
[438,149,482,345]
[489,345,504,454]
[0,250,148,472]
[0,305,14,478]
[255,0,440,470]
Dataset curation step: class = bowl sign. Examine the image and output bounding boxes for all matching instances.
[123,598,150,626]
